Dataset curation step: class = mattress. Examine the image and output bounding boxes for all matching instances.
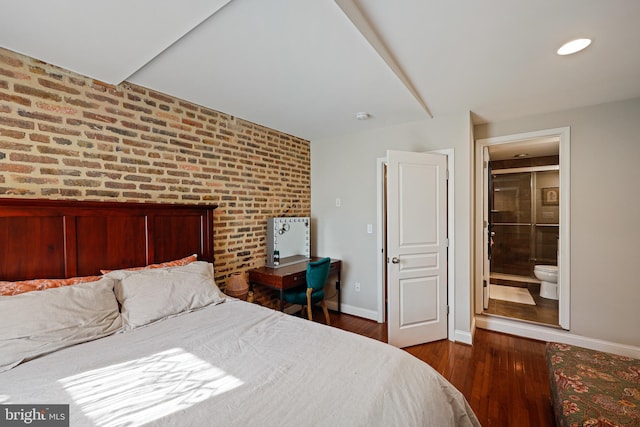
[1,299,479,426]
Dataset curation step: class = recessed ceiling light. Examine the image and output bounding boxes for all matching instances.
[557,38,592,56]
[355,112,371,120]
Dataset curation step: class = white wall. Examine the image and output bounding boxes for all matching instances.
[311,97,640,349]
[311,112,474,338]
[475,97,640,348]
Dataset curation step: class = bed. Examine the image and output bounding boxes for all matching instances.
[0,198,480,427]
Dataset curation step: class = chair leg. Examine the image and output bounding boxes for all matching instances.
[321,300,331,325]
[306,288,313,321]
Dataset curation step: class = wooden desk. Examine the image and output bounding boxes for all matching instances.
[248,258,341,312]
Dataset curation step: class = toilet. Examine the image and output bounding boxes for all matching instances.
[534,265,558,300]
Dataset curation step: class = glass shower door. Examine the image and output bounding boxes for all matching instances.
[490,172,533,276]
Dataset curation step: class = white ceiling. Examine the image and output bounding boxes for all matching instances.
[1,0,639,141]
[488,138,559,161]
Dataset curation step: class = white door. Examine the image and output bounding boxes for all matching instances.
[387,150,448,348]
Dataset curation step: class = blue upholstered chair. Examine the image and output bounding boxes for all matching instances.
[283,257,331,325]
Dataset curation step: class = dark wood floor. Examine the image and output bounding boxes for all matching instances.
[486,279,559,327]
[308,308,556,427]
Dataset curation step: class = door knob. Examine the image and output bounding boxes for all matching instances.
[391,256,400,264]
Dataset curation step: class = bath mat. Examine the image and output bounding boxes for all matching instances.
[489,284,536,305]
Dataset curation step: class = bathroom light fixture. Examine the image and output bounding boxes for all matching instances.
[355,112,371,120]
[557,38,592,56]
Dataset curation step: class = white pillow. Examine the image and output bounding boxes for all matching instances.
[0,277,122,372]
[105,261,225,330]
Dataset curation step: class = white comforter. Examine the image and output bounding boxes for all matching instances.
[0,299,479,426]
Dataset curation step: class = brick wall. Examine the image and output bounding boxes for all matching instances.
[0,48,310,308]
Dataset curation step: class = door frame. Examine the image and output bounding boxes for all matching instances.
[376,149,455,341]
[474,127,571,330]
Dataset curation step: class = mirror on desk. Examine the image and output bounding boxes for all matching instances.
[266,217,310,268]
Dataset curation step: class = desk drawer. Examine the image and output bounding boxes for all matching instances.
[283,262,340,287]
[283,273,305,287]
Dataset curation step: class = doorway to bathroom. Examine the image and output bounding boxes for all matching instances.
[475,128,570,330]
[489,162,559,326]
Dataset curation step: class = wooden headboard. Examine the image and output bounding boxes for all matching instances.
[0,198,217,281]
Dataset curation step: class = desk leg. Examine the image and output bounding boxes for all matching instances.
[336,271,341,313]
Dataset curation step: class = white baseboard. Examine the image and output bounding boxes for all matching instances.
[327,300,378,321]
[449,315,476,345]
[327,299,476,343]
[475,315,640,359]
[454,329,473,345]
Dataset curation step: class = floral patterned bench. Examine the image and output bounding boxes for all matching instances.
[546,342,640,427]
